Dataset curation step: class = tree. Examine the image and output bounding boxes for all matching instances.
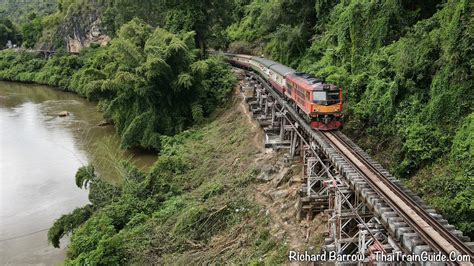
[161,0,236,55]
[21,17,42,48]
[0,18,20,48]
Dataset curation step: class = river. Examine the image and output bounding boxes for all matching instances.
[0,81,156,265]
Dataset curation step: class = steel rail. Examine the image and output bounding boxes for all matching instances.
[238,66,472,264]
[321,131,473,265]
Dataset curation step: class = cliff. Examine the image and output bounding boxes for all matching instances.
[31,1,110,53]
[60,7,109,53]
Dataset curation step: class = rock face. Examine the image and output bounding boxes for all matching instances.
[65,18,110,53]
[60,7,110,53]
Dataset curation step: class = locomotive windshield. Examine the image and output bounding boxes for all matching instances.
[313,91,340,105]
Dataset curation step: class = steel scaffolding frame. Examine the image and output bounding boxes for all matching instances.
[244,74,400,263]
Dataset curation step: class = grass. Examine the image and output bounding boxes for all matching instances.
[150,98,288,264]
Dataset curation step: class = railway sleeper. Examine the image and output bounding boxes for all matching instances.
[373,205,391,218]
[423,210,469,239]
[366,194,382,208]
[332,133,474,248]
[387,217,406,233]
[377,207,393,218]
[353,180,370,192]
[412,196,427,207]
[345,170,358,176]
[381,211,398,226]
[351,182,368,194]
[395,226,415,242]
[360,187,373,198]
[403,233,425,253]
[347,175,363,187]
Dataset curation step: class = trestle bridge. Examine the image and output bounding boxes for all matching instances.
[240,69,473,265]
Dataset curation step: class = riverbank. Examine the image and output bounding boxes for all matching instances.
[0,81,156,264]
[45,80,326,264]
[0,21,236,263]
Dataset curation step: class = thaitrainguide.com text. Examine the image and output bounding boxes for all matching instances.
[288,251,471,263]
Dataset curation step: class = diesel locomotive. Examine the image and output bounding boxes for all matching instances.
[224,53,343,130]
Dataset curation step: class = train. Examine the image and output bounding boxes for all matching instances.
[223,53,343,130]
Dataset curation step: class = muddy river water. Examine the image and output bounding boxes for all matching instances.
[0,81,156,265]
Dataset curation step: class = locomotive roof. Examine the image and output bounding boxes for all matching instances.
[234,53,253,59]
[288,72,338,91]
[252,56,278,67]
[222,52,233,57]
[294,72,323,84]
[225,53,252,59]
[269,63,295,76]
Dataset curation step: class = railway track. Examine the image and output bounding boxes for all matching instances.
[240,68,472,264]
[320,131,474,264]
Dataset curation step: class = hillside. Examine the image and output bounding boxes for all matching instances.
[47,85,325,264]
[0,0,471,262]
[226,0,473,237]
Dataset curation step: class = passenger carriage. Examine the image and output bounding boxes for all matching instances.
[250,57,276,80]
[268,63,295,95]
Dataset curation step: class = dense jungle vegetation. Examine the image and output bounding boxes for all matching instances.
[0,0,472,263]
[0,0,57,24]
[0,19,235,150]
